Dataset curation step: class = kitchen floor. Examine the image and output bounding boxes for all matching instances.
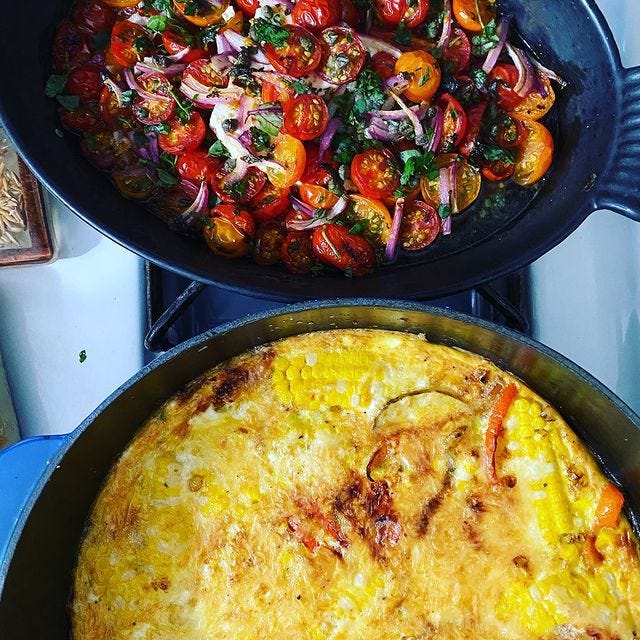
[0,0,638,440]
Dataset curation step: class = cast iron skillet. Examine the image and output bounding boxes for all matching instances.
[0,301,639,638]
[0,2,638,300]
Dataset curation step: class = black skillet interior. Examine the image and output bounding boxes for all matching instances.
[0,0,636,301]
[0,302,639,639]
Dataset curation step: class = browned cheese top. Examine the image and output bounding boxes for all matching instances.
[72,330,640,640]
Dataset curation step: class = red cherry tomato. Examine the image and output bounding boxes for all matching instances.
[211,204,256,237]
[311,223,375,276]
[283,94,329,141]
[489,63,524,112]
[341,0,360,27]
[291,0,341,33]
[458,101,487,157]
[371,52,397,82]
[399,200,441,250]
[373,0,406,26]
[58,106,101,132]
[212,166,267,204]
[183,57,229,90]
[436,93,468,151]
[67,64,104,102]
[52,22,94,72]
[488,113,525,149]
[443,27,471,74]
[99,86,133,128]
[300,144,336,186]
[263,26,322,78]
[161,28,207,63]
[110,20,151,67]
[318,27,366,85]
[253,222,285,265]
[157,112,206,154]
[132,72,176,125]
[72,0,115,33]
[261,77,294,105]
[482,161,515,182]
[281,231,317,274]
[403,0,429,28]
[177,149,219,182]
[236,0,260,16]
[351,148,400,200]
[250,182,291,223]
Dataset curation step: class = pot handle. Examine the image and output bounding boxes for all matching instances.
[0,436,67,570]
[593,65,640,221]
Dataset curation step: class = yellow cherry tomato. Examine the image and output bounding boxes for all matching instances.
[266,134,307,189]
[345,195,393,249]
[512,75,556,121]
[204,217,251,258]
[452,0,496,33]
[394,50,441,103]
[420,153,481,213]
[512,119,554,186]
[173,0,230,27]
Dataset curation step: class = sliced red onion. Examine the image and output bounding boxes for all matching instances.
[147,133,160,164]
[180,180,209,220]
[215,32,236,55]
[448,163,457,215]
[260,0,293,8]
[179,82,235,108]
[180,179,200,199]
[442,213,452,235]
[248,105,284,117]
[124,68,172,103]
[366,117,398,143]
[318,117,340,162]
[384,197,405,263]
[439,166,451,209]
[482,17,510,74]
[436,0,452,50]
[372,105,427,121]
[253,70,299,86]
[289,195,316,218]
[113,164,150,180]
[359,34,402,58]
[135,60,187,76]
[90,52,106,67]
[168,47,192,63]
[238,129,254,147]
[388,92,425,144]
[532,58,567,88]
[237,93,250,132]
[103,78,125,107]
[204,0,224,6]
[252,157,285,173]
[287,196,348,231]
[223,29,253,53]
[221,158,249,186]
[383,74,410,93]
[126,13,151,27]
[505,43,546,97]
[428,105,444,153]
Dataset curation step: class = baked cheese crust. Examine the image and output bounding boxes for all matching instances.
[72,330,640,639]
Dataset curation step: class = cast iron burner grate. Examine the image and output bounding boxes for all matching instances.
[144,263,532,358]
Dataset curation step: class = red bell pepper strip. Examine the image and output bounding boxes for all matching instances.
[483,383,518,484]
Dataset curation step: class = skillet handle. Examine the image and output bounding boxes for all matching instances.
[593,66,640,221]
[0,436,66,575]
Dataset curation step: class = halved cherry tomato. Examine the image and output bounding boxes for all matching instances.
[263,25,322,78]
[52,22,94,72]
[452,0,495,32]
[173,0,230,27]
[403,0,429,29]
[236,0,259,16]
[346,195,393,250]
[488,113,524,149]
[298,184,339,209]
[437,93,468,151]
[399,200,441,250]
[341,0,360,27]
[482,160,514,182]
[300,144,336,185]
[443,27,471,74]
[80,128,134,169]
[351,149,400,200]
[371,52,397,82]
[395,50,441,103]
[421,153,481,213]
[183,57,229,90]
[204,215,252,258]
[458,101,487,157]
[213,166,267,204]
[67,64,104,102]
[512,75,556,121]
[162,28,207,64]
[283,94,329,141]
[111,166,156,200]
[132,73,176,125]
[251,182,291,223]
[58,106,101,132]
[266,134,307,189]
[157,112,206,154]
[177,149,219,183]
[147,183,196,225]
[253,222,285,265]
[110,20,151,67]
[489,63,523,112]
[99,86,133,128]
[512,119,553,186]
[373,0,407,26]
[72,0,115,33]
[292,0,341,33]
[261,77,294,105]
[311,223,375,276]
[281,231,317,274]
[318,27,366,85]
[103,0,138,6]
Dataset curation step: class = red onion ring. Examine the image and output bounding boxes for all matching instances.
[318,117,340,162]
[436,0,452,50]
[482,17,510,74]
[448,163,457,215]
[384,197,405,263]
[287,196,348,231]
[532,59,567,88]
[168,47,192,63]
[123,68,172,103]
[505,44,546,97]
[289,195,316,218]
[135,61,187,76]
[388,92,424,144]
[383,74,410,93]
[428,106,444,153]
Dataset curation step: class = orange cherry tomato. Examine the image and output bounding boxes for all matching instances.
[263,25,322,78]
[512,75,556,121]
[298,184,339,209]
[487,113,525,149]
[173,0,230,27]
[283,94,329,141]
[512,119,554,186]
[221,10,244,32]
[266,134,307,189]
[281,231,317,274]
[421,153,481,213]
[103,0,138,7]
[347,195,393,250]
[395,50,441,103]
[399,200,441,250]
[481,161,514,183]
[251,182,291,223]
[110,20,151,67]
[452,0,495,32]
[291,0,341,33]
[311,223,376,275]
[158,112,206,154]
[204,218,251,258]
[351,149,400,200]
[436,93,468,151]
[489,63,523,112]
[111,166,156,200]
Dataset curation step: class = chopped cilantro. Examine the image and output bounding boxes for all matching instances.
[437,203,451,219]
[479,187,507,217]
[183,0,209,16]
[289,79,311,95]
[207,140,230,158]
[166,87,193,124]
[398,149,437,187]
[145,122,171,135]
[147,15,169,33]
[254,112,283,137]
[143,0,173,13]
[199,23,223,46]
[56,95,80,111]
[471,19,499,56]
[78,350,87,363]
[121,89,136,107]
[133,36,153,53]
[156,167,179,186]
[470,67,488,91]
[45,74,67,98]
[250,18,290,47]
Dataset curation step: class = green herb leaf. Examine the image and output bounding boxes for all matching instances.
[207,140,230,158]
[147,15,169,33]
[249,126,271,152]
[255,112,283,137]
[133,35,153,53]
[349,220,369,235]
[145,122,171,135]
[289,79,311,95]
[470,67,488,91]
[398,149,436,187]
[78,349,87,363]
[482,145,515,164]
[199,23,223,46]
[471,19,499,56]
[394,22,412,46]
[45,74,68,98]
[250,18,290,48]
[479,187,507,217]
[437,203,451,219]
[156,167,179,186]
[56,94,80,111]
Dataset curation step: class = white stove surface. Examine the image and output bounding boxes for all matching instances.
[530,0,640,414]
[0,0,637,440]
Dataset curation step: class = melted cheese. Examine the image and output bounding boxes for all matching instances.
[72,330,640,640]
